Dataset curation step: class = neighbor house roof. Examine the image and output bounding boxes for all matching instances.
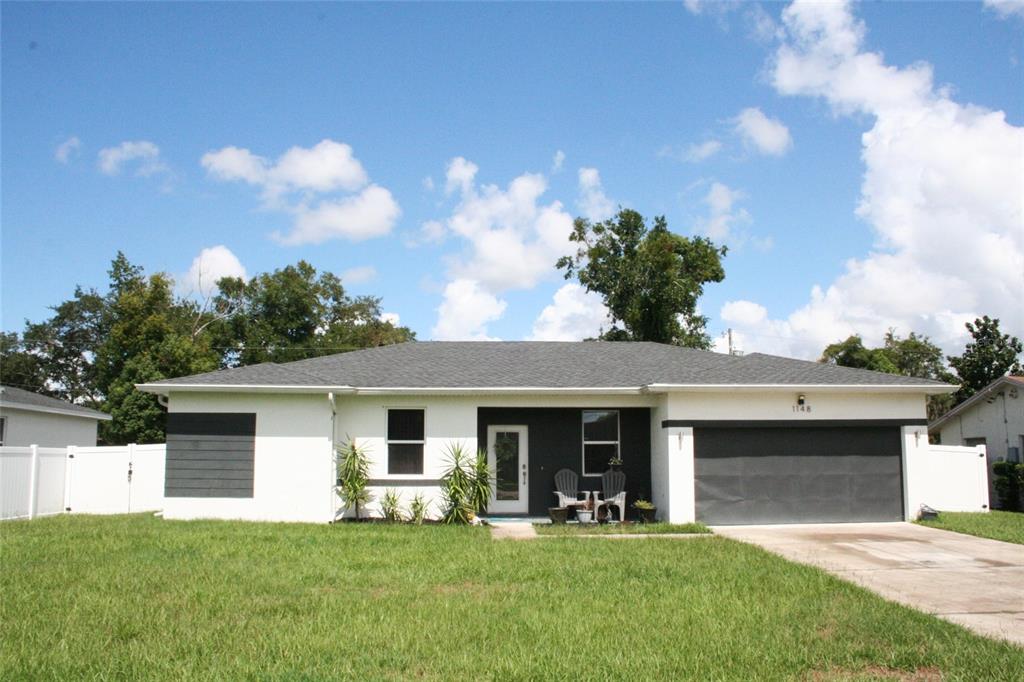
[0,385,112,420]
[928,375,1024,432]
[136,342,954,395]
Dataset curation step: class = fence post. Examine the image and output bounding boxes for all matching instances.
[27,444,39,520]
[127,443,136,513]
[64,446,76,513]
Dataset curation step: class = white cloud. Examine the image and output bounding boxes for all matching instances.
[98,140,167,176]
[659,140,723,163]
[552,150,566,172]
[428,158,581,339]
[445,156,479,195]
[276,185,400,245]
[984,0,1024,19]
[683,0,703,14]
[577,167,615,222]
[379,312,401,326]
[201,139,368,203]
[201,140,399,245]
[685,139,723,162]
[422,176,435,192]
[528,283,612,341]
[719,0,1024,359]
[180,245,247,298]
[734,107,793,156]
[431,279,507,341]
[341,265,378,285]
[695,181,753,245]
[55,136,80,164]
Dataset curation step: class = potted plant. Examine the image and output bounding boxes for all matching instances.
[632,498,656,524]
[576,497,594,523]
[548,507,568,524]
[608,455,623,472]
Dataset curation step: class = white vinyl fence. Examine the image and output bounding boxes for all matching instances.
[907,444,990,515]
[0,444,165,521]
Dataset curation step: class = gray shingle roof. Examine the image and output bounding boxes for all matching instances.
[0,385,111,419]
[142,342,952,390]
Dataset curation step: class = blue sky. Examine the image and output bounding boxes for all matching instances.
[3,1,1022,358]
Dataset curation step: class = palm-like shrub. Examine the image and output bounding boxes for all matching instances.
[337,438,372,520]
[440,442,493,524]
[409,493,428,525]
[380,488,403,522]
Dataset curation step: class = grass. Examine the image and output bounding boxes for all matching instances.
[916,510,1024,545]
[535,521,711,535]
[2,515,1022,680]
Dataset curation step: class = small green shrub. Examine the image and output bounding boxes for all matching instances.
[380,489,403,522]
[408,493,427,525]
[336,438,372,520]
[993,461,1023,511]
[439,442,492,524]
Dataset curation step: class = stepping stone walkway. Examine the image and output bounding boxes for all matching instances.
[489,521,538,540]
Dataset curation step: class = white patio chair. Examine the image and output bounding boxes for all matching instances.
[597,470,627,522]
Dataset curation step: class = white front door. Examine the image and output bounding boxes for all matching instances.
[487,425,528,514]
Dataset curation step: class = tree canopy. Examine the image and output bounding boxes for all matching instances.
[820,330,955,421]
[948,316,1022,402]
[0,253,415,443]
[557,209,727,348]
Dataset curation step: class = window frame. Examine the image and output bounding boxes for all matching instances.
[386,407,426,475]
[0,416,6,446]
[581,409,620,476]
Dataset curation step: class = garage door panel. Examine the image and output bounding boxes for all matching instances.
[694,426,903,525]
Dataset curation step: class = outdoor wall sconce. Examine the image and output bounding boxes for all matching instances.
[797,394,806,406]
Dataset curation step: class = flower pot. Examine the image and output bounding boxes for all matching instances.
[576,510,594,523]
[636,507,656,524]
[548,507,568,524]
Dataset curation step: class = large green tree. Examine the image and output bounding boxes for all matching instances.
[820,330,956,421]
[9,253,414,443]
[557,209,727,348]
[212,261,415,365]
[948,316,1022,402]
[0,332,48,393]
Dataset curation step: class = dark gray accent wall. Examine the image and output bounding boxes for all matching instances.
[664,419,928,428]
[694,425,903,525]
[477,407,651,516]
[165,413,256,498]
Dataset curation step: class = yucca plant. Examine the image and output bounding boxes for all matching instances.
[440,442,475,524]
[336,438,372,520]
[409,493,427,525]
[380,488,403,522]
[471,448,495,515]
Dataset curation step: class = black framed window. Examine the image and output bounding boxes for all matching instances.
[387,409,424,474]
[0,416,6,446]
[582,410,619,475]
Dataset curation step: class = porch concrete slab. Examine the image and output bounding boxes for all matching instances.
[712,522,1024,646]
[489,521,538,540]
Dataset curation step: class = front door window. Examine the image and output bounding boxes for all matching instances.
[487,425,528,514]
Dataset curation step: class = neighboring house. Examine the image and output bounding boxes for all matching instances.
[0,385,111,447]
[136,341,952,525]
[929,375,1024,507]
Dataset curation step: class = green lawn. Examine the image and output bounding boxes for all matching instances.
[916,510,1024,545]
[535,522,711,535]
[2,515,1022,680]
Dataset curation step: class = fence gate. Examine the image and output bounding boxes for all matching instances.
[66,447,131,514]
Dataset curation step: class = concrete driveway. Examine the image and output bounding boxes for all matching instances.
[713,522,1024,646]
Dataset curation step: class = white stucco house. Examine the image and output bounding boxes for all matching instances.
[0,385,111,447]
[930,375,1024,507]
[136,341,954,525]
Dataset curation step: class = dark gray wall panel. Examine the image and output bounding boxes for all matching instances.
[694,426,903,524]
[166,413,256,498]
[477,407,651,516]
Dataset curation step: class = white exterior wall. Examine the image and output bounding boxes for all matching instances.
[937,390,1024,461]
[665,390,926,421]
[664,390,929,523]
[0,406,100,447]
[164,392,335,523]
[335,393,659,520]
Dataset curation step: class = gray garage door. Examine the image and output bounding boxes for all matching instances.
[694,425,903,525]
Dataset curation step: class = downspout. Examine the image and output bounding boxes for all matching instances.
[328,391,338,523]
